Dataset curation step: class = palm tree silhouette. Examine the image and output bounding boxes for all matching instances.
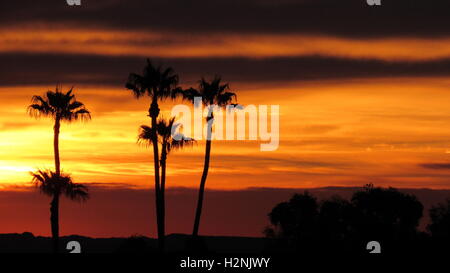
[30,169,89,253]
[27,85,90,253]
[28,85,91,176]
[125,59,182,251]
[183,76,236,237]
[138,117,194,245]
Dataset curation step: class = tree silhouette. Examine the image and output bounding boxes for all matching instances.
[138,117,194,243]
[28,85,91,176]
[427,198,450,240]
[30,170,89,253]
[318,195,353,241]
[27,86,90,253]
[351,184,423,241]
[267,192,318,242]
[265,185,425,254]
[183,77,237,237]
[125,60,182,251]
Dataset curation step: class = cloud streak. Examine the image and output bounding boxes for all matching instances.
[2,28,450,60]
[420,163,450,170]
[1,54,450,87]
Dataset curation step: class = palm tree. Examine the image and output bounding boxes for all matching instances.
[183,76,236,237]
[30,169,89,253]
[125,59,182,251]
[28,85,91,176]
[138,117,194,245]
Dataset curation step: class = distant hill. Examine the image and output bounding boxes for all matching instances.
[0,232,270,253]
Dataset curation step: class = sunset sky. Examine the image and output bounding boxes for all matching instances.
[0,0,450,237]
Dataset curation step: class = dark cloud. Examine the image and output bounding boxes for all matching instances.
[1,53,450,87]
[0,0,449,38]
[420,163,450,170]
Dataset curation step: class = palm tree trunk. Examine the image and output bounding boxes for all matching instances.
[51,117,61,254]
[50,194,60,253]
[160,143,167,246]
[149,99,164,251]
[192,118,213,236]
[53,117,61,176]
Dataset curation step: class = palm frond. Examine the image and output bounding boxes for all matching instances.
[137,116,195,155]
[137,125,154,146]
[168,135,196,153]
[125,73,147,98]
[71,108,91,121]
[28,95,53,117]
[125,59,181,102]
[28,85,91,123]
[68,101,83,110]
[180,87,202,106]
[30,169,89,203]
[217,91,237,106]
[191,76,237,107]
[65,183,89,202]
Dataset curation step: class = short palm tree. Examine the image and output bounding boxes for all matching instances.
[183,77,236,237]
[138,117,194,245]
[30,169,89,253]
[28,85,91,176]
[126,59,182,251]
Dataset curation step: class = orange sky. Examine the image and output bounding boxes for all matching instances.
[0,10,450,191]
[1,1,450,238]
[2,77,450,190]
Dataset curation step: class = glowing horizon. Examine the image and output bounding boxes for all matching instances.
[2,77,450,190]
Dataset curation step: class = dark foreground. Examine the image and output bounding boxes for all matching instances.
[0,232,447,271]
[0,232,269,254]
[1,232,446,254]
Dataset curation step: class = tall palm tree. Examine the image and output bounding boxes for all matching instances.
[138,117,194,245]
[28,85,91,176]
[184,77,236,237]
[125,59,182,251]
[30,169,89,253]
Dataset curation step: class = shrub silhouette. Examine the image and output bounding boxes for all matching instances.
[116,235,151,253]
[427,198,450,240]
